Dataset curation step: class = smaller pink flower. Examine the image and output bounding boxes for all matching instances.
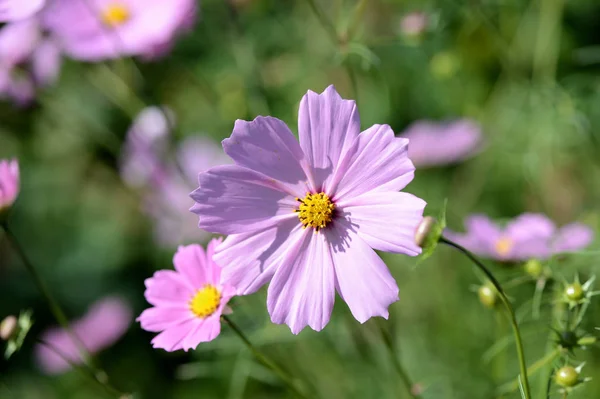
[0,158,19,210]
[137,240,236,351]
[445,213,594,262]
[0,0,46,22]
[401,119,482,168]
[35,296,132,374]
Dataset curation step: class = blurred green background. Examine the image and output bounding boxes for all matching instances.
[1,0,600,398]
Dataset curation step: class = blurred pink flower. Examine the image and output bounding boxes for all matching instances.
[35,296,132,374]
[42,0,197,61]
[0,19,61,106]
[400,12,427,36]
[120,107,229,247]
[445,213,594,261]
[137,240,236,351]
[191,85,426,334]
[0,0,45,22]
[400,119,482,168]
[0,158,19,211]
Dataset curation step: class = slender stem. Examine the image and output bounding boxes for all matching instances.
[378,323,420,399]
[303,0,338,45]
[223,316,309,399]
[1,223,90,365]
[36,339,123,398]
[440,236,532,399]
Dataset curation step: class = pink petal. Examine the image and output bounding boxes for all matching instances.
[267,229,335,334]
[506,213,555,260]
[215,218,300,295]
[331,124,415,201]
[0,19,40,66]
[31,39,61,86]
[326,221,399,323]
[444,214,502,256]
[137,306,193,333]
[340,191,426,256]
[552,223,594,254]
[144,270,194,307]
[0,0,45,22]
[222,117,312,196]
[180,315,221,351]
[173,244,215,288]
[151,319,196,352]
[190,165,298,234]
[298,85,360,192]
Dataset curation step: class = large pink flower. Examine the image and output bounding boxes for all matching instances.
[0,158,19,210]
[41,0,197,61]
[191,85,426,334]
[137,240,236,351]
[34,296,132,374]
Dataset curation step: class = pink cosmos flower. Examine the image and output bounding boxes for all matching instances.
[120,107,229,246]
[35,296,132,374]
[0,0,45,22]
[0,158,19,210]
[191,85,427,334]
[42,0,197,61]
[0,19,61,106]
[400,119,482,168]
[137,240,236,351]
[445,213,594,262]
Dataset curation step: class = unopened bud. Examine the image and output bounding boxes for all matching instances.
[478,284,497,308]
[415,216,436,248]
[0,316,18,341]
[555,366,578,388]
[565,282,584,302]
[524,259,543,278]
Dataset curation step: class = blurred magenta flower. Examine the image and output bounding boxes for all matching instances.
[137,240,236,351]
[0,19,61,106]
[42,0,197,61]
[445,213,594,261]
[0,158,19,211]
[120,107,229,246]
[191,85,426,334]
[400,119,482,168]
[35,296,132,374]
[0,0,45,22]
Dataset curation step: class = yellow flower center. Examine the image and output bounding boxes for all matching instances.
[295,192,335,231]
[189,285,221,318]
[101,4,130,27]
[494,237,513,257]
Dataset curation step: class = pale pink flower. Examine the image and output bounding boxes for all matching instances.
[42,0,197,61]
[400,12,427,36]
[137,240,236,351]
[0,158,19,210]
[35,296,132,374]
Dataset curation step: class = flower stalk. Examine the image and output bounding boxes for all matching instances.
[439,236,532,399]
[223,315,310,399]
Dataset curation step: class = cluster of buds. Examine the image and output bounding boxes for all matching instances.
[1,311,33,359]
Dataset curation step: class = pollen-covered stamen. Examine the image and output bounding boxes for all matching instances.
[494,236,513,257]
[101,3,130,27]
[294,192,335,231]
[189,284,221,318]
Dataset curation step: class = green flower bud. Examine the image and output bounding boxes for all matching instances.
[415,216,436,248]
[555,366,578,387]
[478,284,497,308]
[565,282,584,302]
[0,316,18,341]
[524,259,543,278]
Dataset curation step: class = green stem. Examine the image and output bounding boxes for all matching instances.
[303,0,338,45]
[440,236,532,399]
[223,316,309,399]
[378,323,420,399]
[37,339,123,398]
[1,223,91,366]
